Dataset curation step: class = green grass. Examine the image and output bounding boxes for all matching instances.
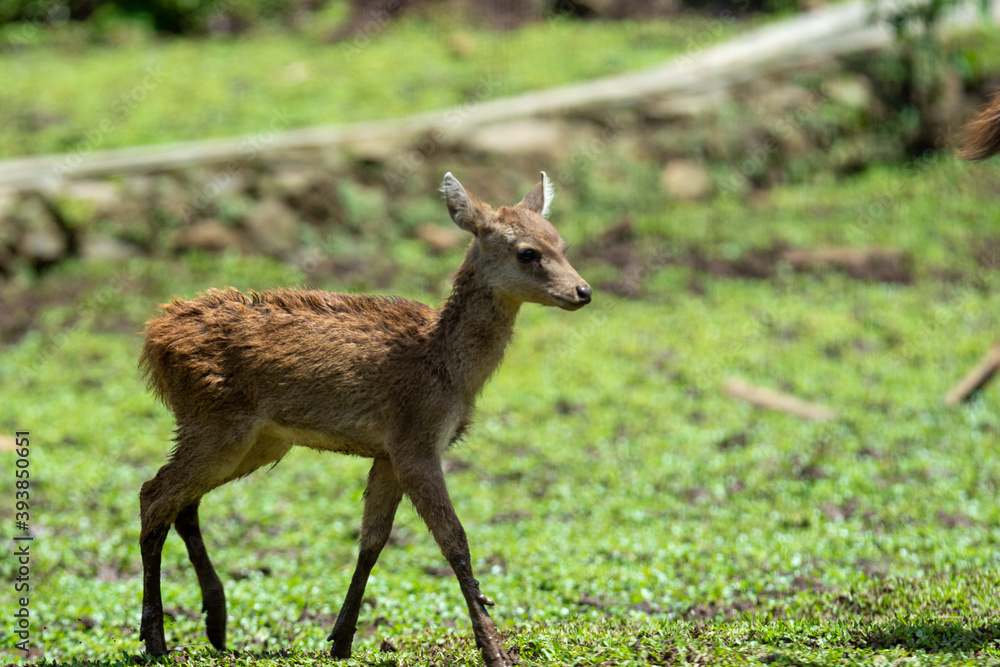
[0,10,749,159]
[2,154,1000,665]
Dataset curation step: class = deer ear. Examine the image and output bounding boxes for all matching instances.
[441,172,483,235]
[518,171,554,218]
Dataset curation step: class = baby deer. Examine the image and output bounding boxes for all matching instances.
[960,91,1000,160]
[138,172,591,666]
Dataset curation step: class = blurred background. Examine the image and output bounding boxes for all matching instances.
[2,1,1000,664]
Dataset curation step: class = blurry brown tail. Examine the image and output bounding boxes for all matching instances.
[959,92,1000,161]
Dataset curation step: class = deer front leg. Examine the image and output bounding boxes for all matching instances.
[395,456,513,667]
[329,458,403,659]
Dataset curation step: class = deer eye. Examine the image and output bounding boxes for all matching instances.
[517,248,539,264]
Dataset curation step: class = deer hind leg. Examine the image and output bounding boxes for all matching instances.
[139,458,216,656]
[329,457,403,659]
[139,421,282,656]
[394,454,513,667]
[138,497,171,657]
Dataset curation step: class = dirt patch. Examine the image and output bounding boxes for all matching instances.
[688,244,784,280]
[579,218,648,298]
[689,242,912,283]
[577,594,614,610]
[781,246,912,284]
[577,595,662,615]
[422,564,455,578]
[580,226,912,293]
[684,599,757,621]
[821,499,859,521]
[936,510,974,528]
[0,287,41,345]
[973,236,1000,271]
[489,511,532,524]
[716,430,749,450]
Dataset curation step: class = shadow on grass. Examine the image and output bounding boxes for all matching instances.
[858,619,1000,652]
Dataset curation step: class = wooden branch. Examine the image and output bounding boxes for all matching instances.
[945,344,1000,405]
[724,378,837,421]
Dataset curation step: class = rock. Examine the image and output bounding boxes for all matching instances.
[921,70,964,136]
[80,236,143,262]
[0,243,19,276]
[52,180,123,232]
[12,196,69,265]
[643,89,730,121]
[754,82,819,113]
[60,180,121,212]
[823,75,874,112]
[465,119,573,162]
[154,174,196,222]
[123,175,157,199]
[660,159,713,201]
[99,198,153,249]
[19,229,66,264]
[1,190,21,219]
[261,167,329,200]
[415,223,465,254]
[242,197,300,257]
[173,219,243,253]
[0,191,19,249]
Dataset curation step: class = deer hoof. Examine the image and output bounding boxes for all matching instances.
[140,621,168,657]
[142,639,169,658]
[329,639,352,660]
[482,644,515,667]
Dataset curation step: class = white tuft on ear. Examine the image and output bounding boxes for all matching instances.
[540,171,554,218]
[440,172,461,199]
[440,172,478,233]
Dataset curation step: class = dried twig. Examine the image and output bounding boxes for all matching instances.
[724,378,837,421]
[944,344,1000,405]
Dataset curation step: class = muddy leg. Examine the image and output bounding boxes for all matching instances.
[395,458,513,667]
[329,458,403,659]
[175,500,227,651]
[139,476,172,656]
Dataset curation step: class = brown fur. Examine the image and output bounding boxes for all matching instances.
[959,91,1000,160]
[137,172,590,667]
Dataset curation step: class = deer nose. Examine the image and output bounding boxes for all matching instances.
[576,284,593,304]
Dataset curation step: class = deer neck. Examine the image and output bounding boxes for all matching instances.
[433,251,520,400]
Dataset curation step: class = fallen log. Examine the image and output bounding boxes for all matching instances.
[944,344,1000,405]
[724,377,837,420]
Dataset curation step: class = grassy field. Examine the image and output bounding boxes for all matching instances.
[0,6,750,159]
[2,151,1000,665]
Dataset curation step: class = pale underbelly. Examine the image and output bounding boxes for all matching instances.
[256,421,388,459]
